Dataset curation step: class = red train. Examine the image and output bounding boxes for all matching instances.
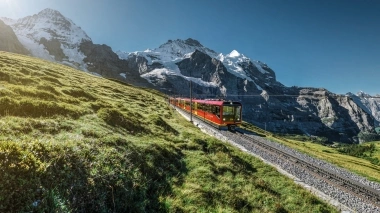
[169,97,242,130]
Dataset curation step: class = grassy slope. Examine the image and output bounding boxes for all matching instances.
[243,122,380,183]
[0,51,337,212]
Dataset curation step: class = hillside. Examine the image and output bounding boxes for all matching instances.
[0,51,338,212]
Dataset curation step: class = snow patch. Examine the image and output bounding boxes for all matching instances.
[120,73,127,79]
[252,61,269,74]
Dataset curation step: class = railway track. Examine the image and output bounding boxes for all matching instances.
[224,130,380,207]
[171,104,380,212]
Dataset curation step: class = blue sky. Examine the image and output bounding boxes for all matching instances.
[1,0,379,95]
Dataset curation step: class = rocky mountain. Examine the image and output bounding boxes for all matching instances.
[117,39,284,96]
[0,19,29,54]
[348,92,380,126]
[1,8,90,69]
[0,8,377,142]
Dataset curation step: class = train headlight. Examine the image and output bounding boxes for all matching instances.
[223,118,226,121]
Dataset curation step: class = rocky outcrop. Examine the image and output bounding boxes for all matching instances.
[244,87,374,142]
[125,54,163,75]
[0,20,29,55]
[348,92,380,126]
[39,37,66,61]
[175,50,260,97]
[79,41,152,88]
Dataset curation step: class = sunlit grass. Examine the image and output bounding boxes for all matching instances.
[0,51,337,212]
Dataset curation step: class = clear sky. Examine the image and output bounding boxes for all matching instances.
[1,0,379,95]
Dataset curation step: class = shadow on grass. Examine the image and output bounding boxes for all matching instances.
[0,139,187,212]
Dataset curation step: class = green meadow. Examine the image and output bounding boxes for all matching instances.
[0,51,337,212]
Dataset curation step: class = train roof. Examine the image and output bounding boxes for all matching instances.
[171,97,241,106]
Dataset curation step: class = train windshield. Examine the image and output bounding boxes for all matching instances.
[223,105,242,121]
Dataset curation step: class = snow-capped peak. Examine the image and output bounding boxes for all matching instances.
[227,50,241,58]
[117,38,277,91]
[2,8,91,70]
[357,91,371,98]
[37,8,65,17]
[11,8,91,43]
[118,38,218,63]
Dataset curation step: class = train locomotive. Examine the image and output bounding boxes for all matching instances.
[169,97,242,130]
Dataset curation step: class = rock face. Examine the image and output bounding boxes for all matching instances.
[348,92,380,126]
[245,87,374,142]
[79,40,152,87]
[0,20,29,55]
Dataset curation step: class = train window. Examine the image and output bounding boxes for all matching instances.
[215,106,220,114]
[235,106,241,120]
[223,106,234,115]
[215,106,220,118]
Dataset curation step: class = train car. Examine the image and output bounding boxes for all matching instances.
[169,97,242,130]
